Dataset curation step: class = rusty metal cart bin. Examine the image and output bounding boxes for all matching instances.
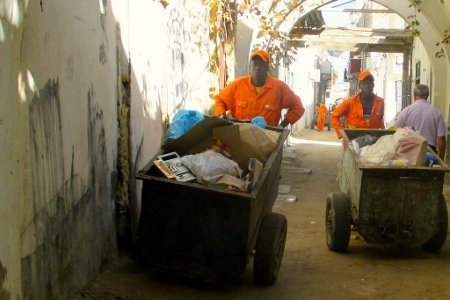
[326,129,449,253]
[133,123,289,285]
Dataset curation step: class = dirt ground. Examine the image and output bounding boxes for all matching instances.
[70,129,450,300]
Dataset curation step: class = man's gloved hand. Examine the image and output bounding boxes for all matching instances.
[218,113,228,120]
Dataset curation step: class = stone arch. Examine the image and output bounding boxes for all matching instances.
[252,0,450,123]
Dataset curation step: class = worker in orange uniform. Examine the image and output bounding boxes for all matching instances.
[316,103,328,131]
[330,71,384,138]
[214,50,305,128]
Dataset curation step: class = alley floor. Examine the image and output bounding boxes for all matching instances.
[70,129,450,300]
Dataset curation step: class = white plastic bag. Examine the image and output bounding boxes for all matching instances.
[359,135,396,166]
[181,150,242,185]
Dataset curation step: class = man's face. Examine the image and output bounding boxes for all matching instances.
[359,79,374,94]
[250,56,269,82]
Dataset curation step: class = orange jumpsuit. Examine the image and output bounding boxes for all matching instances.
[214,75,305,127]
[330,92,384,138]
[316,103,328,131]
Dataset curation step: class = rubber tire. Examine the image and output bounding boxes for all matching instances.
[326,192,351,252]
[422,195,448,252]
[253,213,287,285]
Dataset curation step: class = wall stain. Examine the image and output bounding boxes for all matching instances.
[116,80,131,248]
[66,55,74,81]
[0,261,11,300]
[99,43,107,65]
[22,79,116,299]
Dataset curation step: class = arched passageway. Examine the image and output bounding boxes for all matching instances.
[235,0,450,124]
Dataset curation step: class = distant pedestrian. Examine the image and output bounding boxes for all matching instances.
[316,103,328,131]
[394,84,449,160]
[330,71,385,139]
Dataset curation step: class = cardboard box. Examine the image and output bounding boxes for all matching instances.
[236,123,278,168]
[212,122,279,170]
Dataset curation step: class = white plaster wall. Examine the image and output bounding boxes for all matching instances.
[0,2,27,297]
[1,0,212,296]
[18,0,118,244]
[383,53,404,125]
[121,0,211,234]
[1,0,119,297]
[123,0,168,234]
[412,39,432,87]
[292,47,320,132]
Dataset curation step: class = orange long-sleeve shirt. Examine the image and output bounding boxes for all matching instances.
[214,75,305,127]
[330,93,385,138]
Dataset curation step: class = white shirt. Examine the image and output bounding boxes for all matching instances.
[394,99,449,147]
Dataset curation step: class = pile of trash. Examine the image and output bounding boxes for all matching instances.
[352,128,435,167]
[155,110,280,192]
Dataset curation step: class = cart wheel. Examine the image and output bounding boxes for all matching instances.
[326,192,351,252]
[422,195,448,252]
[253,213,287,285]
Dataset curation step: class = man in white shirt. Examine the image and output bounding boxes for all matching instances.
[394,84,449,160]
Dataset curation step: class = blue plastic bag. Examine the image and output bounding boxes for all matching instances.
[251,116,266,128]
[426,152,436,167]
[164,109,204,143]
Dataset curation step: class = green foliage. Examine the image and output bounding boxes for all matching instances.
[407,0,421,37]
[435,28,450,58]
[250,10,298,70]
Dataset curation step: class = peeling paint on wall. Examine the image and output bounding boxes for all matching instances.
[21,80,116,299]
[0,261,11,300]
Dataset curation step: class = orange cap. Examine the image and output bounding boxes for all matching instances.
[359,71,374,81]
[250,50,270,63]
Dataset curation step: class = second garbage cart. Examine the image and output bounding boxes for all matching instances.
[326,129,449,252]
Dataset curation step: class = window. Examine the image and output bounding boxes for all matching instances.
[415,61,421,85]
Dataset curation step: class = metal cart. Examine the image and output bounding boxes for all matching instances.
[133,121,289,285]
[326,129,449,252]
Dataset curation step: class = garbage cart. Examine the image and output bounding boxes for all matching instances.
[326,129,449,252]
[133,118,289,285]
